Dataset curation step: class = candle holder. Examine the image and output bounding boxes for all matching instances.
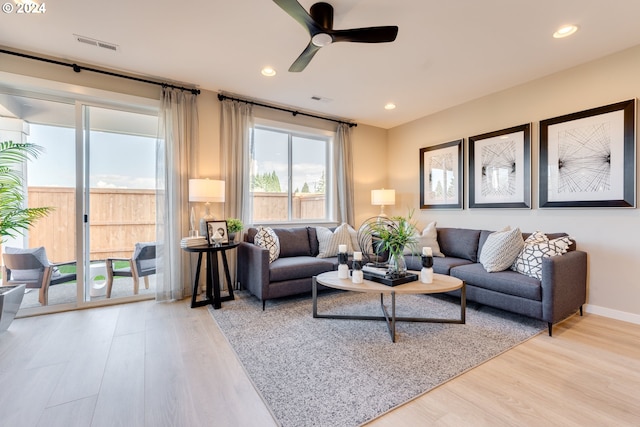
[352,252,364,284]
[421,254,433,284]
[337,251,349,279]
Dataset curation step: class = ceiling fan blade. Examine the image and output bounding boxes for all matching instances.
[331,26,399,43]
[273,0,322,34]
[289,42,322,72]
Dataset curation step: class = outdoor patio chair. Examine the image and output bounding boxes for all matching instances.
[2,247,77,306]
[105,242,157,298]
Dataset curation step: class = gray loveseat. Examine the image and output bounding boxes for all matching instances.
[238,226,587,335]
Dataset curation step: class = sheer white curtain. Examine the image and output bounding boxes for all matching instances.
[220,98,254,224]
[334,123,355,225]
[156,87,198,301]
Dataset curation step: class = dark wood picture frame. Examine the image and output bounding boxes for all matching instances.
[469,124,531,209]
[539,99,635,208]
[419,139,464,209]
[206,220,229,245]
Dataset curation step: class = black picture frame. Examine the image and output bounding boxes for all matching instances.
[206,220,229,245]
[469,124,531,209]
[539,99,636,208]
[419,139,463,209]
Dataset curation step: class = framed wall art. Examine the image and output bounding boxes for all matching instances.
[539,99,635,208]
[468,124,531,209]
[419,139,463,209]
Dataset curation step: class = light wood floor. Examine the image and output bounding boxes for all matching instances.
[1,300,639,427]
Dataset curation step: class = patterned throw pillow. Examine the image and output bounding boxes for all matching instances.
[316,223,353,258]
[511,232,573,279]
[479,227,524,272]
[403,221,444,257]
[254,226,280,263]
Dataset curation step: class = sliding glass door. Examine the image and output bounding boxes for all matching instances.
[81,105,158,304]
[0,88,158,314]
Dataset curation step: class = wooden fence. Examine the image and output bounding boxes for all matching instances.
[24,188,325,262]
[28,187,156,262]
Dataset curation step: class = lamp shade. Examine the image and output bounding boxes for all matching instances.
[189,179,225,203]
[371,189,395,206]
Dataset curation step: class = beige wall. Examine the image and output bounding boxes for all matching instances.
[388,44,640,322]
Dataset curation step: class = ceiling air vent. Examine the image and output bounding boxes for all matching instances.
[74,34,119,52]
[311,95,332,103]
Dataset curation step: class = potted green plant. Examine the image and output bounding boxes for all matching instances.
[226,218,244,242]
[0,140,51,331]
[370,211,418,278]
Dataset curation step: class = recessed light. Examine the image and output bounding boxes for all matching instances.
[261,66,276,77]
[553,24,578,39]
[384,103,396,110]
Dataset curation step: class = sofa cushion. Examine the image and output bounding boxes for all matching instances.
[437,228,481,261]
[254,226,280,263]
[512,233,573,280]
[405,255,473,274]
[269,256,335,282]
[403,221,444,257]
[316,223,353,258]
[479,227,524,272]
[308,227,320,256]
[273,228,313,258]
[451,263,542,301]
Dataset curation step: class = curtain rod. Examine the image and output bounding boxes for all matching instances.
[217,93,357,128]
[0,48,200,95]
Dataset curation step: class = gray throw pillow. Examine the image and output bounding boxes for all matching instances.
[479,227,524,272]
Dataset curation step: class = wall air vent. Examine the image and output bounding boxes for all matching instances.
[74,34,119,52]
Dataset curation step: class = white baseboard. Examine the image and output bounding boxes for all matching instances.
[585,304,640,325]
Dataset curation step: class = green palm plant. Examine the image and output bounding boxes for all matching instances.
[0,140,51,242]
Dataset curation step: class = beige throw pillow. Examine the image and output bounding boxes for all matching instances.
[316,223,353,258]
[479,227,524,272]
[403,221,444,257]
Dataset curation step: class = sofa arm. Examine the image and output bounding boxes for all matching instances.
[541,250,587,324]
[237,241,270,301]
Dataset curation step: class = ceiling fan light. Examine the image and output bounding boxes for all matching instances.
[553,24,578,39]
[384,103,396,110]
[312,33,333,47]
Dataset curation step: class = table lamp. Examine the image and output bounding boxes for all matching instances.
[189,178,225,237]
[371,188,395,217]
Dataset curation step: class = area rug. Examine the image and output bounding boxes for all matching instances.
[208,290,545,427]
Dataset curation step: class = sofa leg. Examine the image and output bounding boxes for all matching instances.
[262,300,266,311]
[548,322,553,337]
[580,306,583,316]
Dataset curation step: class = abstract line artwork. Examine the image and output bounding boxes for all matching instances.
[540,99,635,208]
[420,139,463,210]
[469,124,531,209]
[556,122,611,194]
[480,139,517,198]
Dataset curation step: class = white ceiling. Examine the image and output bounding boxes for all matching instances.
[2,0,640,129]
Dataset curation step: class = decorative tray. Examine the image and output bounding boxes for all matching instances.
[362,272,419,287]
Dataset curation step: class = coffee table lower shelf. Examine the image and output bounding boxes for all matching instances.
[312,271,466,343]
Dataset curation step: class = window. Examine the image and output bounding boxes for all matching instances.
[251,122,332,223]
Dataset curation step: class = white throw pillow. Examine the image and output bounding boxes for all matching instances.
[403,221,444,257]
[254,226,280,263]
[316,223,353,258]
[479,227,524,272]
[511,233,572,279]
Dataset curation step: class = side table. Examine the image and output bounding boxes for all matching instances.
[182,243,238,309]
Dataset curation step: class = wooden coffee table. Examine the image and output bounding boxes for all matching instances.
[313,270,465,342]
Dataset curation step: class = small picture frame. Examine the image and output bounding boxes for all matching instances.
[206,220,229,245]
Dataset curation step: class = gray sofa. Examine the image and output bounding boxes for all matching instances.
[237,226,587,336]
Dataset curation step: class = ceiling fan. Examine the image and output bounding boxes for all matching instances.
[273,0,399,72]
